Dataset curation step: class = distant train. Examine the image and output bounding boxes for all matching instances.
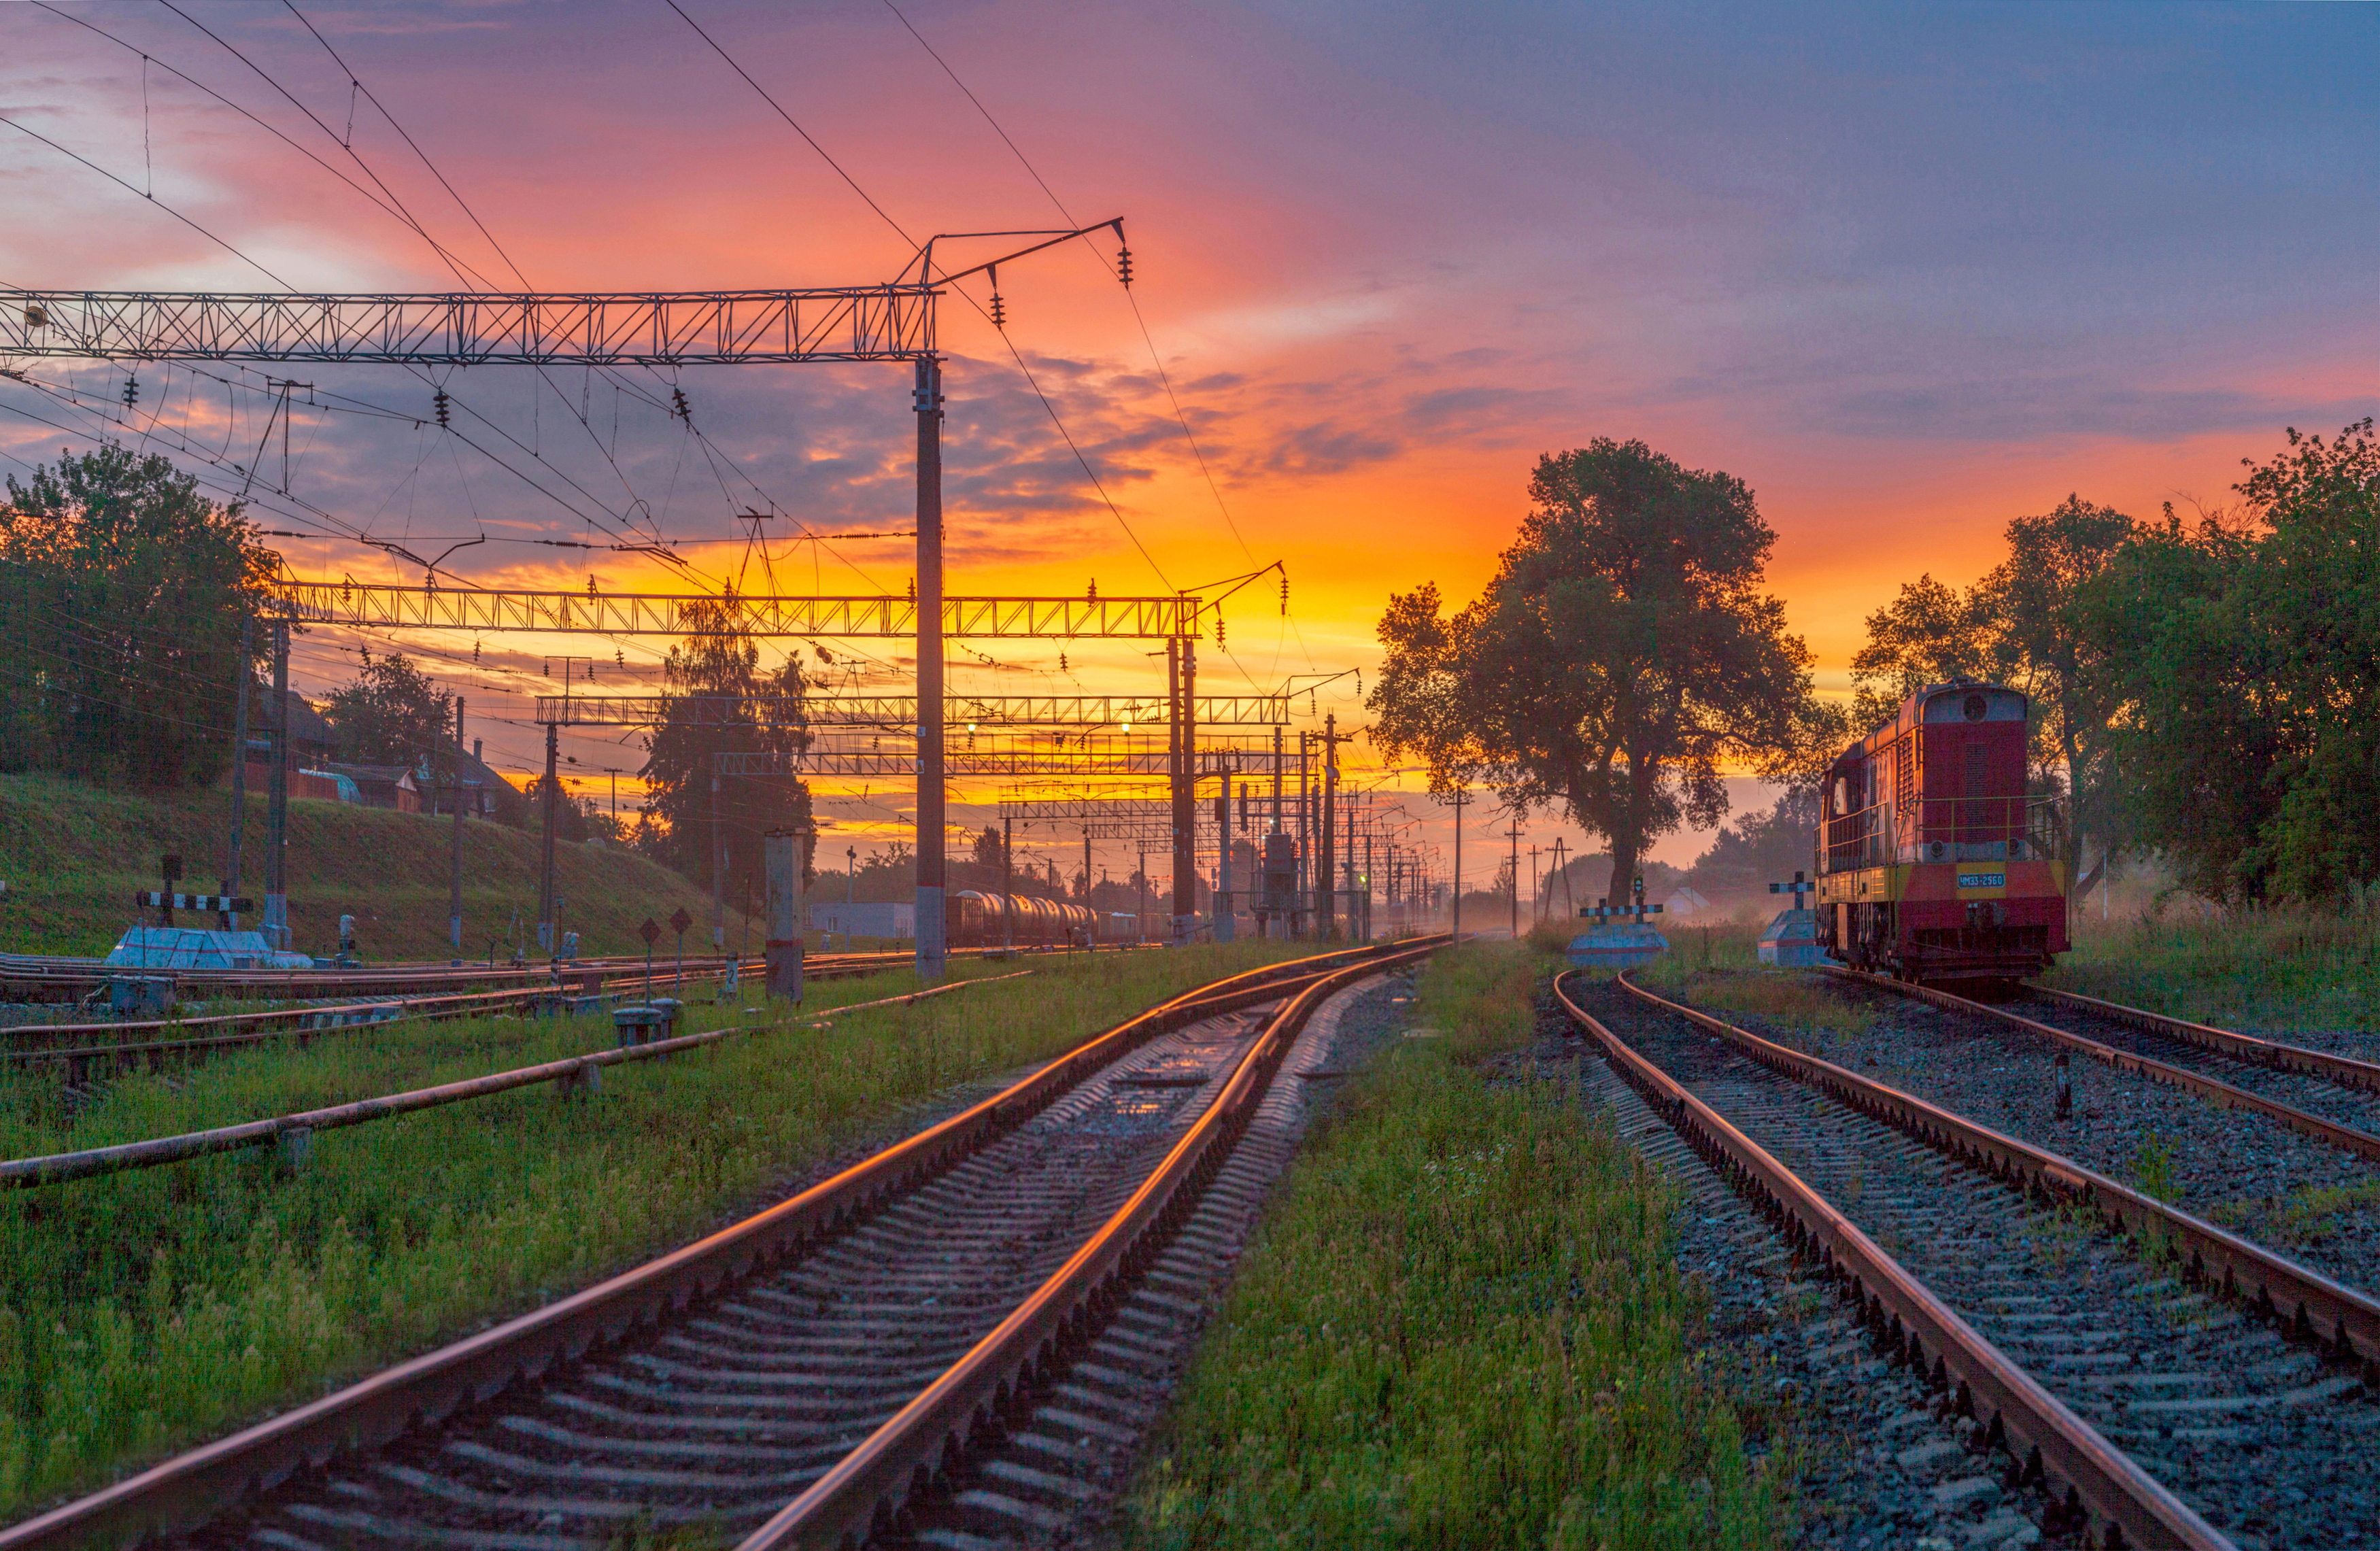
[944,891,1145,949]
[1815,680,2068,983]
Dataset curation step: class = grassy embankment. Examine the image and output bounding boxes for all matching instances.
[1117,941,1787,1551]
[0,939,1306,1519]
[2046,904,2380,1033]
[0,770,753,961]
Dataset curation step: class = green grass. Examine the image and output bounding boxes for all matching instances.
[1115,942,1786,1551]
[0,940,1305,1519]
[0,769,751,960]
[2048,904,2380,1033]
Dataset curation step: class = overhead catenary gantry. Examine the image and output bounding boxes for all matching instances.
[532,693,1287,728]
[271,580,1204,640]
[3,218,1130,980]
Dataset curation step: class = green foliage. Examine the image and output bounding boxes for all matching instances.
[1370,439,1840,902]
[319,649,451,768]
[1683,787,1818,900]
[2071,419,2380,900]
[634,598,815,884]
[0,446,272,789]
[0,941,1305,1516]
[1119,944,1785,1550]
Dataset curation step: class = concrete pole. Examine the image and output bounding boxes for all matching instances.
[1451,789,1464,938]
[264,619,290,950]
[913,356,948,983]
[764,829,802,1000]
[222,612,252,931]
[1214,768,1234,944]
[537,721,558,955]
[1296,732,1309,938]
[1002,815,1015,955]
[1318,714,1336,940]
[710,763,724,954]
[449,696,465,959]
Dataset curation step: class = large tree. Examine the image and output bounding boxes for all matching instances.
[322,649,452,767]
[0,445,271,787]
[1371,439,1838,902]
[636,596,816,893]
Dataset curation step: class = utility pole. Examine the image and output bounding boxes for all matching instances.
[264,619,290,951]
[1214,768,1234,944]
[1316,714,1340,940]
[449,696,466,961]
[1296,731,1310,938]
[1448,786,1467,938]
[1529,843,1540,926]
[1170,636,1197,943]
[537,721,559,957]
[1508,814,1522,940]
[1002,815,1015,955]
[711,762,724,955]
[603,768,621,825]
[1364,832,1374,940]
[915,355,947,983]
[222,613,252,932]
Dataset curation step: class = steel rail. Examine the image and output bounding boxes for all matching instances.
[1618,972,2380,1368]
[0,973,1034,1190]
[2030,983,2380,1096]
[0,941,1413,1551]
[1552,972,2232,1551]
[0,951,926,1061]
[1828,967,2380,1165]
[742,936,1448,1550]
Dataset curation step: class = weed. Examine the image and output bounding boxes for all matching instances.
[2128,1132,2177,1204]
[0,942,1305,1517]
[1114,942,1787,1550]
[2211,1180,2380,1246]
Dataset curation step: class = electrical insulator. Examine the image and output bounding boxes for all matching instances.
[543,660,551,677]
[433,388,450,428]
[1280,574,1289,614]
[1087,579,1098,602]
[670,386,691,423]
[1117,244,1134,287]
[615,649,625,666]
[989,290,1006,330]
[472,639,481,663]
[1059,651,1068,673]
[121,374,139,409]
[1216,615,1225,648]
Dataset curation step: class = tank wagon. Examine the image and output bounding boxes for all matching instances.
[944,891,1103,948]
[1815,680,2067,983]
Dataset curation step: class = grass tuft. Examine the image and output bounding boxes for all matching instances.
[1115,942,1786,1551]
[0,942,1302,1518]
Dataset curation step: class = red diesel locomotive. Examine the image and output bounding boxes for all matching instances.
[1815,680,2068,983]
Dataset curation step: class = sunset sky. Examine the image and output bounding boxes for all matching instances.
[4,1,2373,891]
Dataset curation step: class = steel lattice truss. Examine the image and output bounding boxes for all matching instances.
[534,692,1286,728]
[269,580,1203,638]
[2,288,936,364]
[715,739,1265,778]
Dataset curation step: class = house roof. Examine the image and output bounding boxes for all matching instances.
[252,687,335,747]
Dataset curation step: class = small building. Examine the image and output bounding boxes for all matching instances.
[330,764,423,813]
[1663,886,1713,919]
[808,901,914,940]
[243,688,337,790]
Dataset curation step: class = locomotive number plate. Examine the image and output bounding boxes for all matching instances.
[1957,872,2006,889]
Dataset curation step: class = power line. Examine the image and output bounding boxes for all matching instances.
[0,112,292,288]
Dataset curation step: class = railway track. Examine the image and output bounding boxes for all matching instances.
[1839,969,2380,1152]
[1796,970,2380,1301]
[1558,970,2380,1551]
[0,937,1443,1551]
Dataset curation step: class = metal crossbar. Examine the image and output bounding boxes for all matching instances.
[534,693,1285,728]
[265,581,1202,638]
[3,288,936,364]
